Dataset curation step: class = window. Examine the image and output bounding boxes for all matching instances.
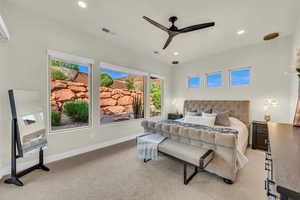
[48,50,93,132]
[150,76,163,117]
[99,63,146,124]
[188,76,201,88]
[230,68,251,86]
[207,72,222,88]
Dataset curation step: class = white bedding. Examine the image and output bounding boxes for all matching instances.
[215,117,249,169]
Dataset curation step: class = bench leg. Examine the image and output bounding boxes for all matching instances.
[223,178,233,184]
[184,164,198,185]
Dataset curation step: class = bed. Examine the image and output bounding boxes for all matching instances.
[141,100,250,183]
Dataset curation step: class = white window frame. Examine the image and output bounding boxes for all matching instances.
[228,67,252,87]
[149,73,165,119]
[206,71,223,88]
[99,62,148,126]
[187,75,201,88]
[47,50,94,134]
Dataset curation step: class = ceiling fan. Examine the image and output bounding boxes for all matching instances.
[143,16,215,50]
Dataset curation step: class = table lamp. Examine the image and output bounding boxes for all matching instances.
[172,99,179,114]
[264,98,279,122]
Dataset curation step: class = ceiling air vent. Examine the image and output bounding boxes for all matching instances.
[0,15,10,40]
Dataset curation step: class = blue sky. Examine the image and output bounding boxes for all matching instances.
[99,69,129,78]
[230,69,250,86]
[78,65,89,73]
[188,77,201,88]
[207,73,222,87]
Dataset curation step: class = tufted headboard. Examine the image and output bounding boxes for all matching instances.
[183,100,250,126]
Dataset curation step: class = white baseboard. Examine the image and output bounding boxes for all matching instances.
[0,134,141,180]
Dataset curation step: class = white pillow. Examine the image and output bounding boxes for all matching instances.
[185,111,199,116]
[184,115,216,127]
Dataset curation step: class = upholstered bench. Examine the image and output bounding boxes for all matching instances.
[158,139,214,185]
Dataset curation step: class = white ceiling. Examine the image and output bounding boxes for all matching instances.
[6,0,300,64]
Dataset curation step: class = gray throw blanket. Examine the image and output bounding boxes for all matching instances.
[137,134,167,160]
[158,120,238,134]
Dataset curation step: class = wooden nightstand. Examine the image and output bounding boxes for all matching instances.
[252,121,268,151]
[168,113,183,120]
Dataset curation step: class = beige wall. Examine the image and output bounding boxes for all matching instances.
[0,3,172,170]
[171,37,293,124]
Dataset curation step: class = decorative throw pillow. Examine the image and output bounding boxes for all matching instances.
[214,111,230,126]
[184,115,216,127]
[201,116,216,126]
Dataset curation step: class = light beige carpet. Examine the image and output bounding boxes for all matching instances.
[0,141,267,200]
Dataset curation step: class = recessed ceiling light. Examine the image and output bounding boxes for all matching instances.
[237,30,245,35]
[78,1,87,8]
[101,27,117,36]
[173,52,179,56]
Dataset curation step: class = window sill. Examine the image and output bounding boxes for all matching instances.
[229,84,251,88]
[49,125,92,135]
[100,118,145,127]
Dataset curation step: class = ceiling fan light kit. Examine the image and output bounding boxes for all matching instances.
[143,16,215,50]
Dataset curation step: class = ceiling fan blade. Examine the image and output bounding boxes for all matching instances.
[143,16,169,32]
[163,35,174,49]
[178,22,215,33]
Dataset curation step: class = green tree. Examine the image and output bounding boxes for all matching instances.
[100,73,113,87]
[51,69,68,80]
[63,100,89,122]
[125,78,135,91]
[151,83,161,110]
[50,60,79,71]
[51,111,61,126]
[66,65,79,71]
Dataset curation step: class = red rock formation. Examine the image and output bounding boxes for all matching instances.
[124,105,133,113]
[76,92,86,98]
[74,72,88,85]
[103,106,125,115]
[110,80,127,89]
[121,90,131,95]
[112,89,122,95]
[100,92,111,98]
[54,89,75,101]
[51,80,144,115]
[69,86,87,92]
[112,94,121,100]
[118,96,133,106]
[68,82,85,86]
[100,98,117,107]
[52,81,67,90]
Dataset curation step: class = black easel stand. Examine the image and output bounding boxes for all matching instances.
[4,119,50,187]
